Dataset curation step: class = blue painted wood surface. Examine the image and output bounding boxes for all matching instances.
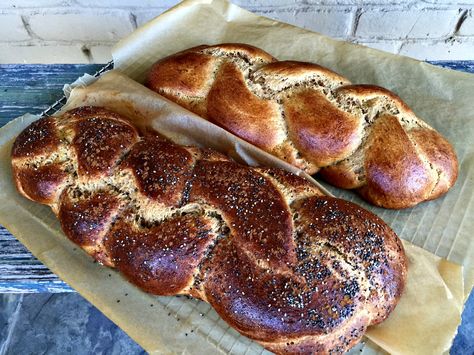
[0,64,104,127]
[0,64,104,293]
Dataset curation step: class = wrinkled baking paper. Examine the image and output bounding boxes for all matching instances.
[111,0,474,292]
[112,0,473,290]
[0,69,465,355]
[0,0,472,354]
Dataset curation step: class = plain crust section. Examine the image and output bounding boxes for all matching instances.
[284,89,363,167]
[359,114,435,209]
[146,43,458,209]
[408,128,458,201]
[13,164,70,204]
[207,62,284,151]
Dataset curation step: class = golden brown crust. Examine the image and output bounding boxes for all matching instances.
[68,109,139,178]
[254,60,351,88]
[146,43,458,209]
[106,214,217,296]
[13,164,70,204]
[207,62,283,150]
[317,162,363,190]
[335,84,415,115]
[408,128,458,200]
[284,89,363,167]
[122,136,195,206]
[204,43,276,63]
[12,117,60,159]
[11,107,407,354]
[257,166,324,199]
[148,51,217,98]
[359,114,436,209]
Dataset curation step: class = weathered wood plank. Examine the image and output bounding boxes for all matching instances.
[430,60,474,73]
[0,62,473,293]
[0,64,105,292]
[0,225,72,291]
[0,64,104,127]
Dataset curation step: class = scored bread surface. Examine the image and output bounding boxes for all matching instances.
[146,43,458,209]
[11,106,407,354]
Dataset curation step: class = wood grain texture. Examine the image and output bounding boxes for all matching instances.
[0,61,472,294]
[0,226,73,292]
[0,64,104,127]
[0,64,104,292]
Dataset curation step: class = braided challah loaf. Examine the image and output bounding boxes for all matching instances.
[146,43,458,209]
[12,107,407,354]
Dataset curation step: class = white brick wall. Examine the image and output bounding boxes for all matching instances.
[459,9,474,35]
[356,9,460,39]
[28,11,135,42]
[0,15,30,41]
[0,0,473,63]
[257,8,355,38]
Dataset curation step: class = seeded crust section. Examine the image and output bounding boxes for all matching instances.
[146,43,458,209]
[11,107,407,354]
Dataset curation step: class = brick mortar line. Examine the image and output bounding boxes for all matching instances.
[0,0,471,4]
[0,5,473,13]
[1,38,472,45]
[0,40,118,46]
[1,4,473,44]
[251,5,474,11]
[394,9,472,52]
[0,33,459,45]
[356,35,467,41]
[1,35,474,45]
[7,10,137,44]
[1,37,473,46]
[350,8,362,38]
[0,8,168,15]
